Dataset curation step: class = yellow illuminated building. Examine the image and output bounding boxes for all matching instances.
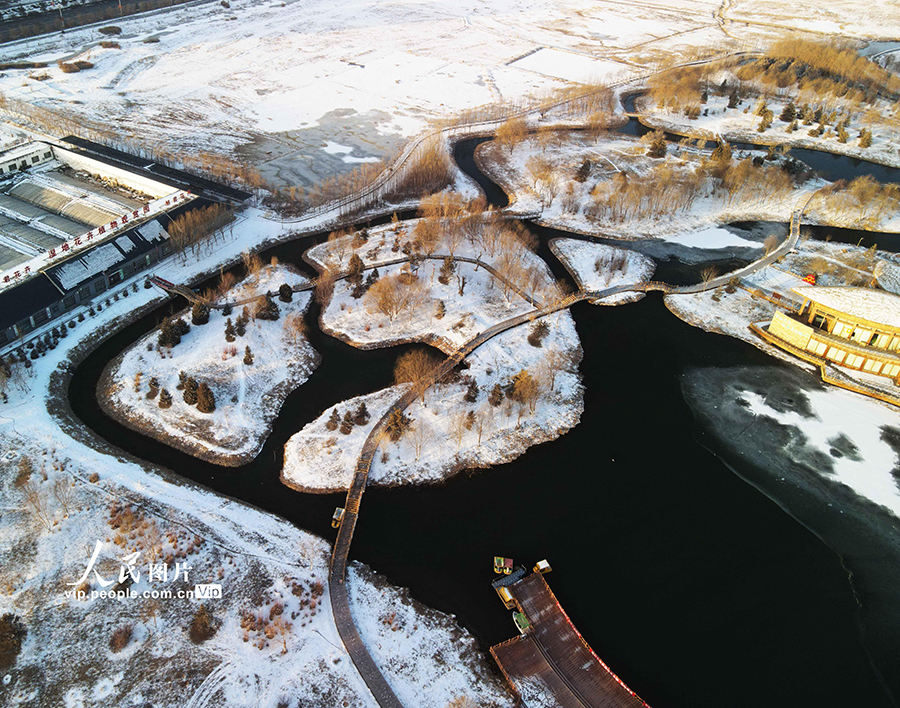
[754,286,900,404]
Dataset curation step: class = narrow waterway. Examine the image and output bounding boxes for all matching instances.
[67,138,900,707]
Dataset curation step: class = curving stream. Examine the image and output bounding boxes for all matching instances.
[68,138,900,707]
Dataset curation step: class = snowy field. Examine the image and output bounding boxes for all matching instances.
[0,1,892,188]
[104,264,318,466]
[0,0,816,187]
[0,446,512,708]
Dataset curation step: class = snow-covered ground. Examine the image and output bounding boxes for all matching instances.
[103,264,318,466]
[347,564,512,708]
[549,237,655,304]
[664,276,806,365]
[283,310,582,492]
[477,132,824,239]
[721,0,900,39]
[7,0,891,187]
[0,447,512,708]
[4,3,900,704]
[286,218,584,492]
[636,87,900,170]
[0,206,515,708]
[478,130,900,238]
[315,220,553,352]
[0,0,700,185]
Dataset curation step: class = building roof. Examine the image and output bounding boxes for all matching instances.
[0,273,60,333]
[793,286,900,330]
[45,219,166,292]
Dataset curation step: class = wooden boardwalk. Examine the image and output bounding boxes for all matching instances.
[149,253,543,311]
[145,187,820,708]
[491,572,650,708]
[323,195,817,707]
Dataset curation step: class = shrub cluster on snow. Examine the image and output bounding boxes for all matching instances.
[102,263,319,465]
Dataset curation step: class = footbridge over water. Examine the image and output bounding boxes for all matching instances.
[150,192,813,708]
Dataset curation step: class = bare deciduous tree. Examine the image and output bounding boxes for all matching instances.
[327,230,350,266]
[699,266,719,287]
[495,116,528,153]
[410,418,430,460]
[51,475,74,517]
[445,697,478,708]
[23,481,53,530]
[450,411,469,452]
[394,348,442,402]
[510,369,540,420]
[241,251,264,277]
[314,267,338,306]
[283,312,307,343]
[538,348,569,393]
[365,274,428,322]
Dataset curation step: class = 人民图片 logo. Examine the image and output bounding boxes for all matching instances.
[63,541,218,602]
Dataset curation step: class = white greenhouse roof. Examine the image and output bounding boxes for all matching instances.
[793,286,900,329]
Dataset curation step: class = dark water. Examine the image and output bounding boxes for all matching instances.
[618,93,900,186]
[803,224,900,253]
[67,141,900,707]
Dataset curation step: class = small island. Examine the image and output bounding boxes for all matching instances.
[284,210,586,492]
[100,261,319,465]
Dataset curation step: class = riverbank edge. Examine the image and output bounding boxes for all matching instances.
[96,339,322,467]
[279,381,586,495]
[633,101,900,171]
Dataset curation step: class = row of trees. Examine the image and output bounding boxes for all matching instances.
[176,372,216,413]
[583,145,804,224]
[739,37,900,99]
[167,204,235,263]
[811,175,900,228]
[325,402,371,434]
[646,38,900,133]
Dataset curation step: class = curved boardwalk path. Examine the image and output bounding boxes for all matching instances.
[147,182,814,708]
[326,193,814,707]
[150,253,544,311]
